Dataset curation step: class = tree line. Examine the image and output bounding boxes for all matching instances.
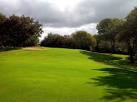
[41,31,96,50]
[0,14,43,48]
[95,7,137,63]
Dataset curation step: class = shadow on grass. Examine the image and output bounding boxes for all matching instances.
[92,68,137,102]
[0,47,21,52]
[80,51,137,101]
[80,51,133,69]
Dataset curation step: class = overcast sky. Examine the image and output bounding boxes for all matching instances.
[0,0,137,39]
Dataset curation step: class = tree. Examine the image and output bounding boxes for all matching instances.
[0,13,6,47]
[0,13,6,22]
[72,31,95,50]
[117,7,137,63]
[94,34,103,51]
[41,33,66,48]
[0,15,43,47]
[97,18,124,53]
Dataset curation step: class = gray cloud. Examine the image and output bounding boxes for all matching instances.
[73,0,137,25]
[0,0,136,27]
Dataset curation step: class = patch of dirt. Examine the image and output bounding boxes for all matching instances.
[23,47,45,51]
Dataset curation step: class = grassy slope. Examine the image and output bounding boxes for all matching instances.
[0,48,136,102]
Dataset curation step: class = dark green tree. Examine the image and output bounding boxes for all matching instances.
[0,15,43,47]
[72,31,96,50]
[117,7,137,63]
[0,13,6,47]
[97,18,124,53]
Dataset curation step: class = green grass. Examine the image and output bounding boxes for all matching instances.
[0,47,137,102]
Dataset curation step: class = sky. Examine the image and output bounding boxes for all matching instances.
[0,0,137,39]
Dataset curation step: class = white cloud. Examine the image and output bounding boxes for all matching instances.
[40,23,97,41]
[47,0,82,12]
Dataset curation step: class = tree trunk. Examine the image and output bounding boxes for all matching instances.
[128,40,135,63]
[129,47,134,63]
[111,40,115,54]
[96,41,99,51]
